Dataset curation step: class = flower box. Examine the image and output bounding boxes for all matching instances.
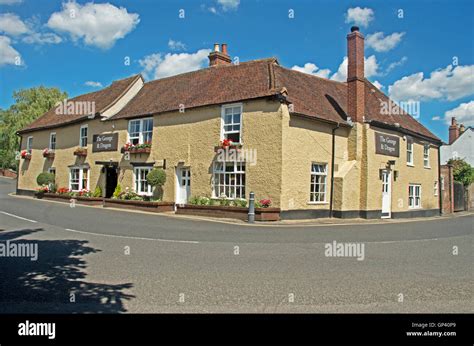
[73,148,87,157]
[125,147,151,154]
[214,144,242,152]
[43,193,103,205]
[104,198,174,213]
[176,204,280,221]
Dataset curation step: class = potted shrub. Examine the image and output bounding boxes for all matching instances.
[146,168,167,199]
[42,148,55,158]
[36,172,55,198]
[35,185,49,199]
[20,150,31,160]
[73,147,87,157]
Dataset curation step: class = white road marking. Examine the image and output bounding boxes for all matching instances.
[0,211,37,223]
[371,238,439,244]
[64,228,200,244]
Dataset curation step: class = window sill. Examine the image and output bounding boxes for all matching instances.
[407,163,414,167]
[408,207,421,209]
[308,202,328,205]
[424,166,431,169]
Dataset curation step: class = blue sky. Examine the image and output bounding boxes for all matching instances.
[1,0,473,142]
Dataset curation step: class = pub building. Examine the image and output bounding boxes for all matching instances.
[16,27,442,219]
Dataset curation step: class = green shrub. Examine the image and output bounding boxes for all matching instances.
[188,196,199,205]
[36,172,55,186]
[146,169,167,187]
[233,199,247,208]
[112,184,122,199]
[119,190,143,200]
[93,186,102,197]
[254,200,263,208]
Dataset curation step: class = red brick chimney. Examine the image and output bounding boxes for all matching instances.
[449,117,460,144]
[347,26,365,123]
[208,43,231,67]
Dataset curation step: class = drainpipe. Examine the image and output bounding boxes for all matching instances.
[438,145,442,215]
[329,123,340,218]
[15,133,22,194]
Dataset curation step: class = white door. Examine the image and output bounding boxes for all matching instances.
[176,168,190,204]
[381,170,392,218]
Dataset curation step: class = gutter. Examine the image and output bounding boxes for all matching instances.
[15,135,22,194]
[438,145,442,215]
[329,123,340,218]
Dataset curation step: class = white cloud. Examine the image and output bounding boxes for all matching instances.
[389,64,474,102]
[22,32,62,45]
[139,49,211,80]
[330,55,380,82]
[208,7,217,14]
[291,63,331,78]
[0,0,23,5]
[444,101,474,126]
[372,80,384,90]
[47,1,140,49]
[85,81,103,88]
[345,7,374,28]
[385,56,407,74]
[431,116,441,121]
[0,13,29,36]
[168,39,186,51]
[0,35,21,66]
[366,32,405,52]
[217,0,240,11]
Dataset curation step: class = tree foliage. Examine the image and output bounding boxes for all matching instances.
[0,86,67,169]
[448,158,474,186]
[36,172,55,186]
[146,169,167,187]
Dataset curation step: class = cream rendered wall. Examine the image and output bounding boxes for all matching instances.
[365,125,439,213]
[280,104,350,211]
[153,99,283,204]
[19,99,285,205]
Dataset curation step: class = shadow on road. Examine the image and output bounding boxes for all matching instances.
[0,228,134,313]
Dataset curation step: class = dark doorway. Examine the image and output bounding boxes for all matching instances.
[453,182,466,212]
[105,166,118,198]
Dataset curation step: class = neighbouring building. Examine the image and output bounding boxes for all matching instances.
[440,118,473,211]
[16,27,442,219]
[440,117,473,165]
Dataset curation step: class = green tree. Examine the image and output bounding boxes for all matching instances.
[0,86,67,169]
[448,158,474,187]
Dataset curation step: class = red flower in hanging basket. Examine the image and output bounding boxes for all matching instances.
[21,150,31,159]
[220,139,233,148]
[43,148,55,158]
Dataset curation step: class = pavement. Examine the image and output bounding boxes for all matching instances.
[0,176,472,313]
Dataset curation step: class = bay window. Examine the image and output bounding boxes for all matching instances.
[212,161,245,199]
[134,167,152,195]
[69,167,89,191]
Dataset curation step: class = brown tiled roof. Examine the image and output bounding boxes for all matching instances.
[112,58,280,119]
[20,58,439,142]
[18,74,141,133]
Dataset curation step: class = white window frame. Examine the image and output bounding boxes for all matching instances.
[423,145,430,168]
[408,184,421,209]
[407,141,414,166]
[69,167,89,192]
[134,167,152,196]
[212,160,246,199]
[128,118,153,145]
[26,136,33,153]
[49,132,56,151]
[79,125,88,147]
[441,177,445,191]
[434,181,438,196]
[309,163,328,203]
[221,103,242,144]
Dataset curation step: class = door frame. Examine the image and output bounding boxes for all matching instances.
[175,166,191,205]
[381,169,392,218]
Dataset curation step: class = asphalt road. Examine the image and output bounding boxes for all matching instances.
[0,177,472,313]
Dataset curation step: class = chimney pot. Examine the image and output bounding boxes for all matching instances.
[221,43,228,55]
[213,43,220,52]
[449,117,460,144]
[351,26,360,32]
